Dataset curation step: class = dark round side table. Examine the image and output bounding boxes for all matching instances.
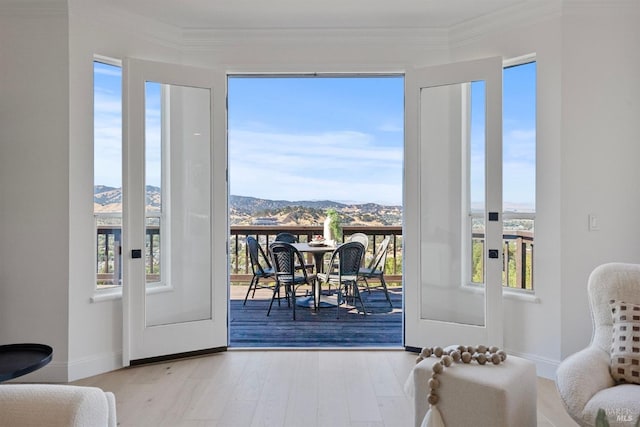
[0,343,53,382]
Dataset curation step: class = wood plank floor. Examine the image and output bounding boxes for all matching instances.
[72,350,578,427]
[230,284,403,348]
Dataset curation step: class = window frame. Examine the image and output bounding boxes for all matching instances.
[93,55,123,295]
[466,54,537,294]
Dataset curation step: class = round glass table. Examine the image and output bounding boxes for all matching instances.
[0,343,53,382]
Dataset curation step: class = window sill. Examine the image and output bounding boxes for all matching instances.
[91,287,122,303]
[503,288,540,303]
[90,283,174,303]
[460,283,540,303]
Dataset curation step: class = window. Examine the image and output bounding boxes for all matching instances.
[502,59,535,290]
[144,81,163,285]
[471,58,536,291]
[93,58,122,289]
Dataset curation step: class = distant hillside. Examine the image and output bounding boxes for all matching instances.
[229,195,346,214]
[94,187,402,226]
[229,195,401,226]
[94,185,161,213]
[93,185,121,206]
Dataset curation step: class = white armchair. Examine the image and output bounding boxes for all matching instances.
[556,262,640,426]
[0,384,116,427]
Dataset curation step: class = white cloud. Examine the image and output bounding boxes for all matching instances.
[377,122,404,133]
[229,128,403,204]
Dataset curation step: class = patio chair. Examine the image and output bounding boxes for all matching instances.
[274,232,298,243]
[268,242,317,320]
[347,232,369,253]
[275,232,315,272]
[317,241,366,317]
[243,236,276,305]
[328,232,369,272]
[357,236,393,308]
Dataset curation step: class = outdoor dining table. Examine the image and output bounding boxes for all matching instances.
[291,241,340,308]
[291,241,337,274]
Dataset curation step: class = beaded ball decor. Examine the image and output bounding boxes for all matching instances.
[415,345,507,406]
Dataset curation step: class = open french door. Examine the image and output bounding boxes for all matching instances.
[122,59,228,365]
[404,57,503,349]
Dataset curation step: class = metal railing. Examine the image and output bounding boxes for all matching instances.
[472,230,534,290]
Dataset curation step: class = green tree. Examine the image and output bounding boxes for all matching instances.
[326,208,342,240]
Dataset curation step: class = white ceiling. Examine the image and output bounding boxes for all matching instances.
[103,0,532,30]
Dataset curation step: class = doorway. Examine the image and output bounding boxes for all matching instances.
[227,74,405,348]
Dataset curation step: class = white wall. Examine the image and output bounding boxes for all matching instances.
[0,3,70,381]
[560,2,640,358]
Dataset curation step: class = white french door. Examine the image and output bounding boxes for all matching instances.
[404,57,503,349]
[122,58,228,365]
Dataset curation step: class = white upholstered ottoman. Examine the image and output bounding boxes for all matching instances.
[409,354,537,427]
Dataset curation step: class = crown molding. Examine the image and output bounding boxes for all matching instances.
[562,0,640,14]
[181,27,449,52]
[449,1,562,48]
[21,1,633,55]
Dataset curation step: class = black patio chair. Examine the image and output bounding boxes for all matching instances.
[317,241,366,317]
[275,232,315,272]
[268,242,317,320]
[274,232,298,243]
[243,236,276,305]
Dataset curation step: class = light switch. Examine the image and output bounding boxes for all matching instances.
[588,214,599,231]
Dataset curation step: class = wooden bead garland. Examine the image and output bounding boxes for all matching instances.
[415,345,507,408]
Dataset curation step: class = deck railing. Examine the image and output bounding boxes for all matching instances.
[95,224,533,290]
[472,230,534,290]
[229,225,404,284]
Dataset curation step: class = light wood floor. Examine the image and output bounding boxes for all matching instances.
[72,350,578,427]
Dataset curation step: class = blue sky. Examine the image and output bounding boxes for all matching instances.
[503,62,536,210]
[93,62,122,189]
[227,76,404,205]
[94,62,535,209]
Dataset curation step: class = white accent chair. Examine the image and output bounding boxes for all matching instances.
[556,262,640,426]
[0,384,116,427]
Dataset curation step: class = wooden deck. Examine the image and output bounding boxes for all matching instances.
[229,283,403,348]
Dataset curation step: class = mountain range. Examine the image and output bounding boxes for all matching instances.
[94,186,403,226]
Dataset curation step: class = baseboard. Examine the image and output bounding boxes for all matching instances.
[67,351,123,382]
[7,360,68,383]
[4,351,123,383]
[506,348,560,380]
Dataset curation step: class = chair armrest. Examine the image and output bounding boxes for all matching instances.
[0,384,115,427]
[105,391,117,427]
[555,346,615,423]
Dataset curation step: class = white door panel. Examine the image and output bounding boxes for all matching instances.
[123,59,227,364]
[405,57,503,349]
